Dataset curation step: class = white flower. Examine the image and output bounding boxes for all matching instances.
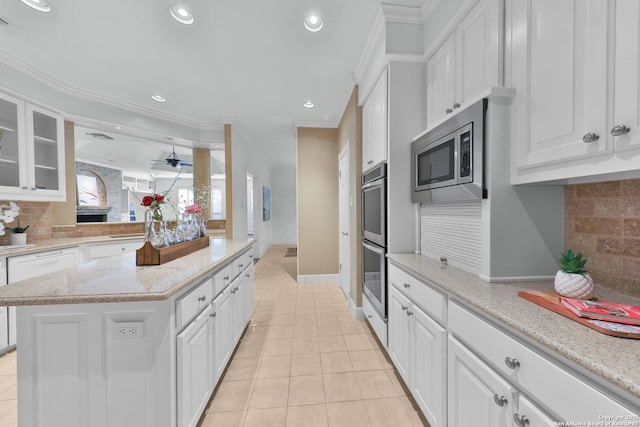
[0,201,20,225]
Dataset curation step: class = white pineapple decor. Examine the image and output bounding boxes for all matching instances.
[554,249,595,299]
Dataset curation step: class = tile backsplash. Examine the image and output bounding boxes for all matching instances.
[565,179,640,297]
[0,201,226,245]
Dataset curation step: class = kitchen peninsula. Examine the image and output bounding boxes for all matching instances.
[0,237,255,427]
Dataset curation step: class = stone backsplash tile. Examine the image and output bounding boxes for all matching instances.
[566,178,640,298]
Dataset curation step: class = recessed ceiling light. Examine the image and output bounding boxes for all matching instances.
[151,94,167,103]
[113,125,123,130]
[19,0,51,12]
[169,6,194,25]
[303,101,315,109]
[304,14,323,32]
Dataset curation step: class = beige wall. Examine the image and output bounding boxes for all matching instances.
[337,88,363,305]
[297,127,340,276]
[52,120,77,226]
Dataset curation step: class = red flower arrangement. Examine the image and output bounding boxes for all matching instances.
[141,193,165,221]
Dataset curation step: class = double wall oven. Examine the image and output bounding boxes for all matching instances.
[362,163,387,320]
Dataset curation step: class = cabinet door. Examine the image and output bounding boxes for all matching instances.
[455,0,501,106]
[613,0,640,153]
[177,304,214,427]
[387,286,411,381]
[448,336,514,427]
[243,266,254,323]
[516,395,557,427]
[510,0,610,170]
[0,307,8,353]
[213,287,233,382]
[25,104,65,199]
[427,35,456,127]
[0,92,27,195]
[411,304,447,427]
[231,278,245,345]
[362,69,388,171]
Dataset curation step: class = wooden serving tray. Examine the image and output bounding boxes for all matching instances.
[518,290,640,339]
[136,236,210,266]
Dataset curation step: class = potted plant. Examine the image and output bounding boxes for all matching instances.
[554,249,595,299]
[0,202,29,246]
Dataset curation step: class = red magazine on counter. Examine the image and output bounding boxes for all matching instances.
[560,297,640,326]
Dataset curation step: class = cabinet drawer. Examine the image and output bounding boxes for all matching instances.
[85,240,143,260]
[176,278,214,331]
[362,294,387,348]
[213,264,232,296]
[8,247,80,283]
[232,254,249,279]
[389,265,446,324]
[448,301,636,421]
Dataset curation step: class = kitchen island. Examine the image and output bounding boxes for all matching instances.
[0,237,256,427]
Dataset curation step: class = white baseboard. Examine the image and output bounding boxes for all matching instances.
[349,297,365,320]
[296,274,340,284]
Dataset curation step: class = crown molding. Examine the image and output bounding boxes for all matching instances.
[0,51,223,131]
[421,0,439,19]
[380,3,425,24]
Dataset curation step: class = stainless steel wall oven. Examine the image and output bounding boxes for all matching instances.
[361,163,387,319]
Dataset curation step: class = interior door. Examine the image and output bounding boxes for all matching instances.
[338,145,351,300]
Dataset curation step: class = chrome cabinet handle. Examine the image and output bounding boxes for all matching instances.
[198,296,207,302]
[341,231,349,236]
[453,102,461,109]
[440,256,448,265]
[493,394,508,407]
[224,275,229,280]
[246,273,250,278]
[401,305,407,311]
[231,289,236,294]
[445,108,453,114]
[513,413,530,426]
[504,356,520,369]
[239,263,244,268]
[403,283,410,289]
[210,312,217,318]
[611,124,630,136]
[406,311,413,316]
[582,132,599,143]
[367,314,373,319]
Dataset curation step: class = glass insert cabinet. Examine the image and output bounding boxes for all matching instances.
[0,91,66,201]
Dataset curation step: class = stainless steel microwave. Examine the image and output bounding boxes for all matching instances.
[411,98,486,204]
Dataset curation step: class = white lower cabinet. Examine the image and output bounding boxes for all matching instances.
[0,258,7,354]
[81,239,144,261]
[448,301,637,423]
[448,335,515,427]
[387,275,447,427]
[177,304,214,427]
[8,246,81,346]
[213,283,233,383]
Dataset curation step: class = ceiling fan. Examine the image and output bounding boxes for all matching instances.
[151,147,193,169]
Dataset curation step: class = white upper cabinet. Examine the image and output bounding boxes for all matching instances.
[0,91,66,201]
[362,68,388,172]
[510,0,640,184]
[613,0,640,154]
[426,0,502,128]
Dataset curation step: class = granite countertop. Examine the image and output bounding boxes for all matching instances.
[0,238,254,306]
[388,253,640,407]
[0,229,227,257]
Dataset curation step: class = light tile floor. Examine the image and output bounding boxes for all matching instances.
[0,245,428,427]
[200,246,428,427]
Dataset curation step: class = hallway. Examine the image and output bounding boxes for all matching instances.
[199,245,427,427]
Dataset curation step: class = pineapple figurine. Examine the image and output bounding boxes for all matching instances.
[554,249,595,299]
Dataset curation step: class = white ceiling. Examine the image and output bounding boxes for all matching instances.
[0,0,424,169]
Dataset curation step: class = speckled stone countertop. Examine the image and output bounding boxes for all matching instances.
[0,238,254,306]
[388,253,640,407]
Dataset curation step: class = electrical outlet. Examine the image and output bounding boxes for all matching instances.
[113,321,144,339]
